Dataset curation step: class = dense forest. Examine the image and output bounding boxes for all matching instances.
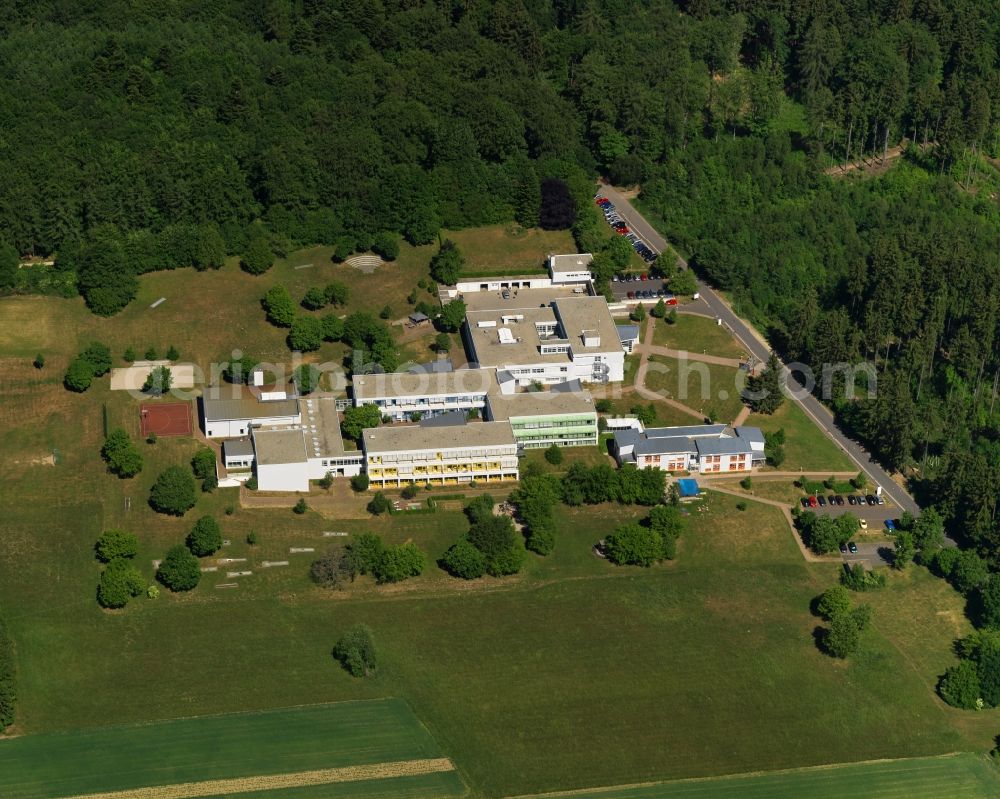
[0,2,998,565]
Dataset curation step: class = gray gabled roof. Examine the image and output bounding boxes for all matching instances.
[734,426,765,445]
[694,436,753,456]
[223,438,254,458]
[617,324,640,342]
[635,436,696,456]
[644,423,727,439]
[613,429,641,450]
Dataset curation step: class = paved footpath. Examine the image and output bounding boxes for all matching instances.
[599,181,919,516]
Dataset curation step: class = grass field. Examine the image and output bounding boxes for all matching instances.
[0,699,465,799]
[643,355,746,422]
[445,224,574,276]
[519,754,1000,798]
[747,400,855,472]
[652,314,747,360]
[3,235,1000,798]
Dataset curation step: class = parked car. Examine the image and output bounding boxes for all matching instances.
[875,494,885,505]
[854,495,865,505]
[865,494,876,505]
[848,541,858,554]
[828,495,836,505]
[817,495,827,507]
[884,519,896,532]
[859,518,868,530]
[616,227,630,235]
[848,495,857,506]
[839,542,848,554]
[594,196,609,205]
[665,297,678,306]
[808,496,818,508]
[834,495,845,505]
[627,291,635,300]
[801,498,811,508]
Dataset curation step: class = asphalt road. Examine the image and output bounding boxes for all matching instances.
[598,182,920,516]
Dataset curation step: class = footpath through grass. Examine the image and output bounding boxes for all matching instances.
[519,753,1000,799]
[0,699,463,799]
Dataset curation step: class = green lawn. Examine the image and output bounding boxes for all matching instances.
[2,267,999,798]
[747,400,856,472]
[519,754,1000,799]
[651,314,746,360]
[643,355,747,423]
[0,700,464,799]
[445,224,574,276]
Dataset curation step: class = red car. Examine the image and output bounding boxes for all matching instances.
[594,196,609,205]
[640,273,648,280]
[665,297,678,306]
[808,496,818,508]
[616,226,630,235]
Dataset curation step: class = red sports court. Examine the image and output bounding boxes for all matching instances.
[140,402,192,438]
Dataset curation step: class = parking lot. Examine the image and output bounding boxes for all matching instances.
[609,277,673,302]
[594,193,659,265]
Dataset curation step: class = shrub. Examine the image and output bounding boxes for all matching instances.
[938,660,982,709]
[367,491,392,515]
[186,515,222,557]
[332,624,377,677]
[241,235,274,274]
[544,444,564,466]
[372,231,399,261]
[101,428,143,478]
[246,530,258,546]
[95,530,139,562]
[64,358,95,392]
[840,563,887,591]
[156,545,201,592]
[191,448,217,481]
[347,533,385,575]
[816,585,852,621]
[440,538,487,579]
[293,498,308,514]
[32,353,44,369]
[263,285,296,326]
[144,346,158,360]
[351,473,370,492]
[374,542,425,584]
[310,545,355,588]
[97,559,145,609]
[149,466,197,516]
[739,476,752,490]
[603,523,665,567]
[142,366,172,396]
[401,484,419,500]
[166,345,180,360]
[288,315,324,351]
[80,342,112,375]
[301,286,327,310]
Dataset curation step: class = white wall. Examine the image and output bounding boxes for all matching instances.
[205,414,301,438]
[256,461,310,492]
[307,456,363,479]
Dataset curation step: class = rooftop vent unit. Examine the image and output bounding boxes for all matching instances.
[498,328,517,345]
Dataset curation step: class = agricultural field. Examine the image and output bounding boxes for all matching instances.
[519,753,1000,799]
[0,699,466,799]
[651,314,747,360]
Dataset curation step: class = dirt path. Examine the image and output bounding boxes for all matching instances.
[633,318,705,421]
[62,758,455,799]
[637,342,744,369]
[824,144,904,176]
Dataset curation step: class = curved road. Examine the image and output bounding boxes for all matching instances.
[598,182,919,516]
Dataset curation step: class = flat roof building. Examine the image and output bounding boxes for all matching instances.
[463,293,625,387]
[485,388,598,449]
[362,419,518,488]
